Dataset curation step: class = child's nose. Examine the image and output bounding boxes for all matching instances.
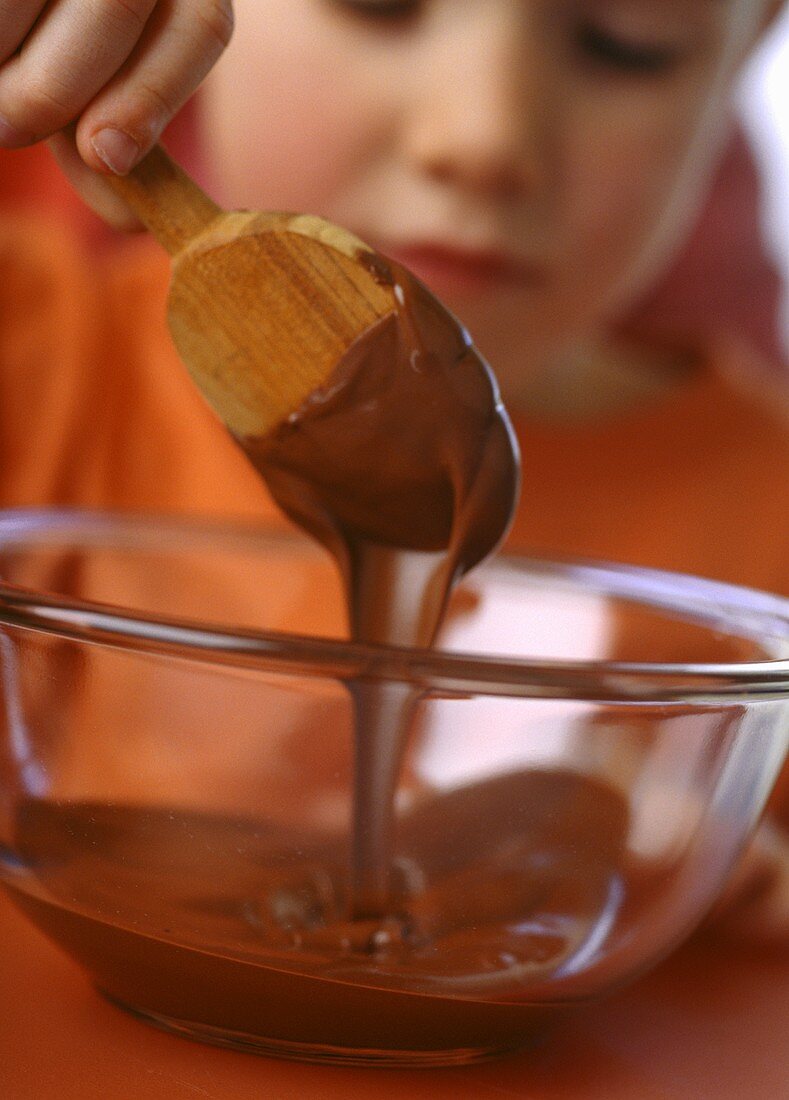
[403,7,548,199]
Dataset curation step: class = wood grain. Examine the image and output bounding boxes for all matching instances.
[109,146,396,437]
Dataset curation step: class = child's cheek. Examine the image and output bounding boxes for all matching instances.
[563,83,731,314]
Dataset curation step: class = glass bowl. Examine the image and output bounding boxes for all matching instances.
[0,508,787,1067]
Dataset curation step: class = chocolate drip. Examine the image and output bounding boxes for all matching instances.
[238,256,520,921]
[242,255,520,647]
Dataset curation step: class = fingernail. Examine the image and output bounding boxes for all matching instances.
[0,113,28,147]
[91,128,141,175]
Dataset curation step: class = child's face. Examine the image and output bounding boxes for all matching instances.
[202,0,774,403]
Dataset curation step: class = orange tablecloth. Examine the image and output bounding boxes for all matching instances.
[1,892,786,1100]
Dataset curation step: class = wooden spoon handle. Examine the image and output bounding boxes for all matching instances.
[108,145,222,256]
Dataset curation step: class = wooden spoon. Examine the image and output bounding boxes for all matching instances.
[108,145,396,438]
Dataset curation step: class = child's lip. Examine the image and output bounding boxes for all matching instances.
[376,241,546,299]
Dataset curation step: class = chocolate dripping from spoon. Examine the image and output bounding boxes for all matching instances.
[239,253,520,923]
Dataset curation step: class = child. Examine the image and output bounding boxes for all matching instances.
[0,0,787,935]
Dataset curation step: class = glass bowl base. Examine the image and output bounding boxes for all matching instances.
[104,991,523,1067]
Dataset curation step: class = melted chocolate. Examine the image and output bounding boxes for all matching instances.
[242,255,520,647]
[9,770,662,1057]
[241,255,520,922]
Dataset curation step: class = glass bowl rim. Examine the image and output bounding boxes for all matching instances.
[0,508,788,705]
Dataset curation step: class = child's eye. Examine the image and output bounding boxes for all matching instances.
[577,22,684,76]
[332,0,422,21]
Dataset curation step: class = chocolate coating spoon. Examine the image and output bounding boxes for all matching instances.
[108,143,519,569]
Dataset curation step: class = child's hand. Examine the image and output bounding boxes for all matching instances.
[0,1,233,227]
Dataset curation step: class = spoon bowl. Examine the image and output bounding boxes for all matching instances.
[110,146,395,437]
